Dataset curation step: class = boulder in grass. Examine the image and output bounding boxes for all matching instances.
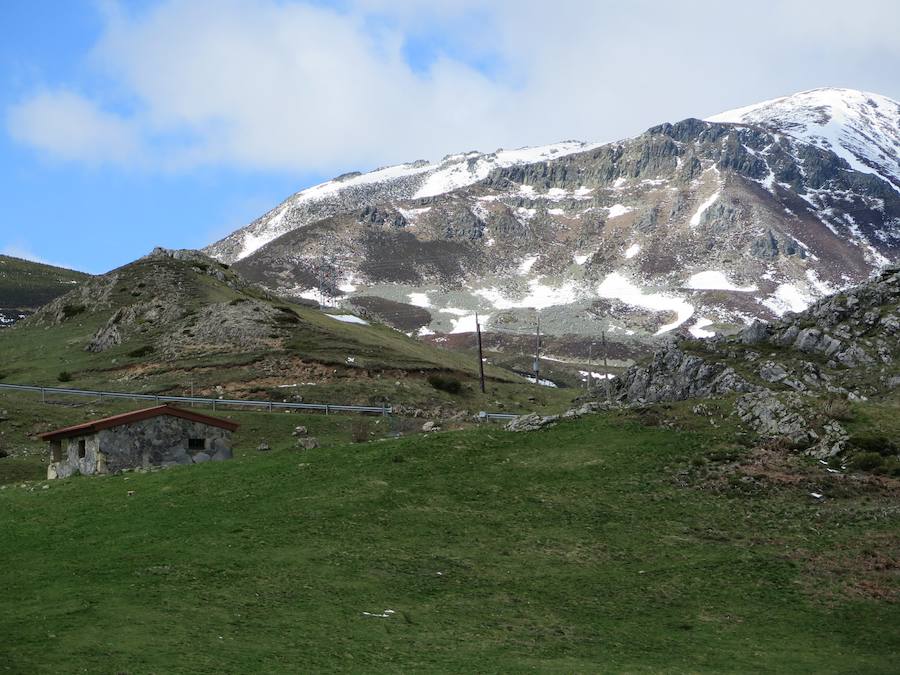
[211,447,233,461]
[297,437,320,450]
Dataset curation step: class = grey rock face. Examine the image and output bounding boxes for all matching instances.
[506,413,559,432]
[296,437,320,450]
[734,391,817,448]
[758,361,789,383]
[739,321,771,345]
[613,340,756,404]
[85,322,122,353]
[813,420,850,459]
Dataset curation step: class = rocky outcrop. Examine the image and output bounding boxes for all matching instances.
[734,391,818,448]
[28,274,119,327]
[737,263,899,380]
[613,339,757,403]
[505,401,611,432]
[85,299,183,352]
[604,264,899,454]
[506,413,559,432]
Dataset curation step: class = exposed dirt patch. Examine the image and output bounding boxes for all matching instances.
[796,532,900,603]
[360,231,478,284]
[699,440,900,499]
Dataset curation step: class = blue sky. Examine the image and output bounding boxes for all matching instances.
[1,0,898,274]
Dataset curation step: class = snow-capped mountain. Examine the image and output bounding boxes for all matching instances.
[207,88,900,369]
[707,88,899,192]
[206,141,599,262]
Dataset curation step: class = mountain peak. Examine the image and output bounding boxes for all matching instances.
[707,88,900,190]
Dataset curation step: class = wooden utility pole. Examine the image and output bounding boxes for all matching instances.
[601,330,611,403]
[475,313,486,394]
[533,313,541,384]
[586,341,593,392]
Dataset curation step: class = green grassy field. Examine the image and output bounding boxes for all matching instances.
[2,397,897,673]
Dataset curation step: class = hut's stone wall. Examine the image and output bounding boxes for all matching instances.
[47,415,233,479]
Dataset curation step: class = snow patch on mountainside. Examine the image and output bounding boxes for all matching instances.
[414,142,599,198]
[607,204,632,218]
[689,191,720,227]
[689,318,715,338]
[761,283,814,316]
[408,292,431,308]
[474,279,581,310]
[686,271,757,292]
[597,272,695,334]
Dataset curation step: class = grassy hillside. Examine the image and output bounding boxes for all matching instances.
[1,397,897,672]
[0,255,89,326]
[0,251,573,412]
[0,255,88,308]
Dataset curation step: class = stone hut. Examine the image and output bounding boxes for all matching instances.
[39,404,239,480]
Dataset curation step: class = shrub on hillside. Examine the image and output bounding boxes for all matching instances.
[849,434,898,456]
[822,397,854,422]
[127,345,155,358]
[274,307,301,324]
[850,452,884,472]
[427,374,462,395]
[61,304,85,318]
[57,371,72,383]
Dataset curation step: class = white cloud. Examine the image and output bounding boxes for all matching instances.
[6,90,140,164]
[5,0,900,174]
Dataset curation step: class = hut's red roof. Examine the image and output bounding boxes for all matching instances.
[38,404,239,441]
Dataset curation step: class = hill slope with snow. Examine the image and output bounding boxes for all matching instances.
[206,141,598,263]
[207,89,899,380]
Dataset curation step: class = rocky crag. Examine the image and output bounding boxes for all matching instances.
[610,264,899,456]
[28,248,279,358]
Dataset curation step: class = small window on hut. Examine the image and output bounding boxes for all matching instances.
[77,439,86,459]
[188,438,205,450]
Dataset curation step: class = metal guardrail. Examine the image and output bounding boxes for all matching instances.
[478,411,519,421]
[0,383,524,421]
[0,383,392,416]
